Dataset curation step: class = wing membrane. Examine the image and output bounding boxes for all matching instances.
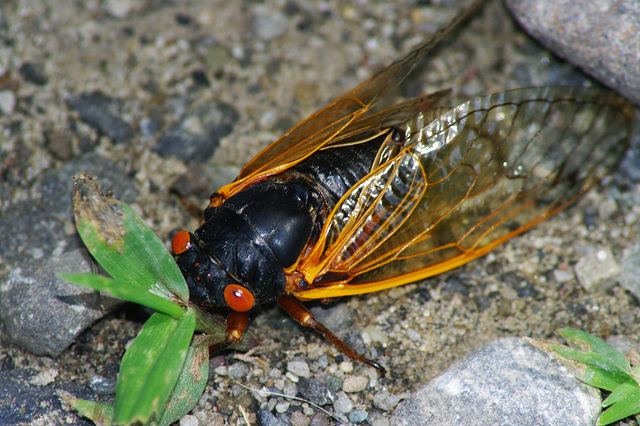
[225,0,487,193]
[296,86,633,300]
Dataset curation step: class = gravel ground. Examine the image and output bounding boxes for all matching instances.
[1,0,639,425]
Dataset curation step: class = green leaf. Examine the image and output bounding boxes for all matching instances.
[59,273,185,319]
[598,381,640,425]
[72,175,188,302]
[113,310,196,425]
[538,342,631,391]
[525,329,634,391]
[603,380,640,408]
[526,329,640,425]
[158,335,211,425]
[190,302,227,338]
[557,329,631,376]
[577,365,631,392]
[61,396,114,426]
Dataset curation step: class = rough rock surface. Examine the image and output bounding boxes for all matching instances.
[506,0,640,104]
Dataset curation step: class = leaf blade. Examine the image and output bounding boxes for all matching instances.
[113,310,196,424]
[72,175,189,302]
[59,272,185,318]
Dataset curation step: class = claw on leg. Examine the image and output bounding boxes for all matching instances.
[209,310,249,353]
[278,295,386,376]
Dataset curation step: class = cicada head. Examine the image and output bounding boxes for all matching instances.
[171,207,287,312]
[172,230,231,309]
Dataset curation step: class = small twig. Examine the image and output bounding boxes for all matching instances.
[238,404,252,426]
[233,381,350,424]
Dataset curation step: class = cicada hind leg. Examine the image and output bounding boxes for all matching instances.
[278,295,387,376]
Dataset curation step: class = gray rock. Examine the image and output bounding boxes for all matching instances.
[506,0,640,104]
[153,101,240,164]
[66,91,134,143]
[0,365,97,424]
[19,61,48,86]
[391,338,601,425]
[348,410,369,423]
[257,409,289,426]
[228,361,250,380]
[0,154,137,356]
[88,375,117,395]
[298,377,333,406]
[620,242,640,302]
[1,248,120,357]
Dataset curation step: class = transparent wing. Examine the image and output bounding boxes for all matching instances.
[218,0,486,197]
[295,86,633,300]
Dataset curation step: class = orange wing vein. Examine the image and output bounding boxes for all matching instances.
[294,86,633,300]
[216,0,487,199]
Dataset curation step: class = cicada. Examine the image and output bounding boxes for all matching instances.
[171,0,633,372]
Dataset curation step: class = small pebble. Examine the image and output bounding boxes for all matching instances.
[342,375,368,393]
[290,411,310,426]
[338,361,353,373]
[257,409,288,426]
[370,416,390,426]
[309,412,332,426]
[574,248,621,292]
[228,361,249,379]
[270,368,283,378]
[0,90,16,114]
[286,371,300,383]
[620,244,640,301]
[298,378,333,406]
[362,325,388,344]
[275,401,290,413]
[29,368,58,386]
[326,377,343,393]
[302,403,315,416]
[553,268,574,283]
[252,6,289,40]
[19,61,48,85]
[283,381,298,398]
[66,91,133,143]
[333,391,353,413]
[153,101,239,163]
[179,414,199,426]
[102,0,137,18]
[348,410,369,423]
[373,389,401,411]
[406,328,421,341]
[88,375,117,395]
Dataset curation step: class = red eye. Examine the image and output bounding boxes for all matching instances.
[172,230,192,255]
[224,284,255,312]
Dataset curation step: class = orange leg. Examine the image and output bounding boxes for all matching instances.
[209,310,249,352]
[278,295,386,376]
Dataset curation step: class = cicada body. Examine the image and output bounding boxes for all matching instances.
[171,0,634,371]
